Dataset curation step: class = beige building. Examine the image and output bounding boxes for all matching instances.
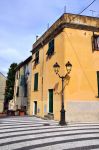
[0,72,6,113]
[14,56,32,115]
[30,13,99,123]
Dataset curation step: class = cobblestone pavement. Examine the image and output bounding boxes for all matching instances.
[0,116,99,150]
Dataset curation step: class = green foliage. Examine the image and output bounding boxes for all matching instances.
[4,63,17,108]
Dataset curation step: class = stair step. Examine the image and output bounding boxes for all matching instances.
[44,113,54,120]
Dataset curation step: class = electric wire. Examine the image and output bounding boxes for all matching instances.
[70,0,97,22]
[63,0,98,95]
[63,30,96,95]
[78,0,97,15]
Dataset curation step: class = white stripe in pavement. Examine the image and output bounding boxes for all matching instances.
[0,121,58,126]
[0,124,50,129]
[1,133,99,150]
[0,123,91,129]
[0,117,58,122]
[32,140,99,150]
[0,125,61,134]
[0,129,99,144]
[68,123,99,127]
[0,127,99,139]
[0,124,99,133]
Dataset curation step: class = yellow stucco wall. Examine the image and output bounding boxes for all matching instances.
[63,28,98,101]
[30,26,99,121]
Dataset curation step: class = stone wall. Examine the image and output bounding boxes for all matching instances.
[66,101,99,123]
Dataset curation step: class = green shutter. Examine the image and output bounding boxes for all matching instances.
[97,71,99,97]
[51,39,54,49]
[20,75,25,86]
[34,73,38,91]
[47,39,54,56]
[35,51,39,64]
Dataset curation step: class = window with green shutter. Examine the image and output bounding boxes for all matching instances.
[34,73,38,91]
[35,51,39,65]
[46,39,54,57]
[97,71,99,97]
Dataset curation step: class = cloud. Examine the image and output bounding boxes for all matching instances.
[0,48,24,61]
[0,48,30,76]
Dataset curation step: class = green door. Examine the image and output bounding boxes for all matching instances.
[49,89,53,113]
[34,101,37,115]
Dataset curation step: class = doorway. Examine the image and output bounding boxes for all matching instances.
[49,89,53,113]
[33,101,37,115]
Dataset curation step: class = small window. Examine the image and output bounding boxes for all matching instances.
[16,86,19,97]
[92,35,99,51]
[34,73,38,91]
[34,51,39,65]
[46,39,54,57]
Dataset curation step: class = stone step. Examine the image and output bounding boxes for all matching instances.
[44,113,54,120]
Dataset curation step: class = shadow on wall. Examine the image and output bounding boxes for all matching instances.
[53,74,70,95]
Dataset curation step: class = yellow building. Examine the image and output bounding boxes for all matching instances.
[30,13,99,123]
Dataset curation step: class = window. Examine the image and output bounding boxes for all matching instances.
[34,73,38,91]
[24,83,27,97]
[34,51,39,65]
[92,35,99,51]
[46,39,54,57]
[20,75,25,86]
[16,86,19,97]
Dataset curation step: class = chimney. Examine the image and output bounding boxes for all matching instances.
[36,35,39,41]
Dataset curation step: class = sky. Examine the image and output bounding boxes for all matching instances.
[0,0,99,76]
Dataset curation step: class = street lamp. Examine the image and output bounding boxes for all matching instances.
[53,61,72,125]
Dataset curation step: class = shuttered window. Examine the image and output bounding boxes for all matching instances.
[46,39,54,56]
[92,35,99,51]
[34,73,38,91]
[20,75,25,86]
[35,51,39,65]
[24,83,27,97]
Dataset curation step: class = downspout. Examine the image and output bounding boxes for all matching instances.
[41,40,44,116]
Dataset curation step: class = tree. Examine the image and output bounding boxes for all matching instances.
[4,63,17,111]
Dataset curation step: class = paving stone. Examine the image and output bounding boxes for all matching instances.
[0,116,99,150]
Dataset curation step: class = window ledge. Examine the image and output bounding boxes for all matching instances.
[33,90,39,92]
[46,52,55,59]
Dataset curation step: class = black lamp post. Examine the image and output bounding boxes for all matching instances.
[53,61,72,125]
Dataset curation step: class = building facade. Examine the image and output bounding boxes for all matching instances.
[14,56,32,115]
[30,13,99,122]
[0,72,6,113]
